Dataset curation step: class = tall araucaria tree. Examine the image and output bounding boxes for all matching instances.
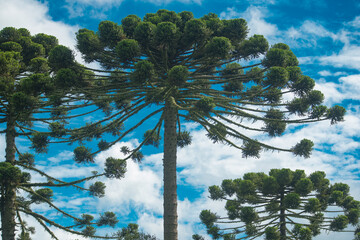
[199,168,360,240]
[56,10,346,240]
[0,27,129,240]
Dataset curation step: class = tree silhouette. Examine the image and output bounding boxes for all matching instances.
[54,10,347,240]
[0,27,127,240]
[200,168,360,240]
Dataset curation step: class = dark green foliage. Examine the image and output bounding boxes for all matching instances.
[131,150,144,162]
[200,168,360,240]
[114,223,159,240]
[104,157,126,179]
[56,11,346,240]
[183,19,208,45]
[205,37,232,59]
[262,44,298,68]
[264,67,288,87]
[143,130,161,147]
[97,211,118,227]
[77,214,94,226]
[89,182,106,198]
[209,185,225,200]
[0,162,22,185]
[192,234,205,240]
[176,131,192,148]
[206,123,227,143]
[242,141,261,158]
[131,60,155,84]
[32,33,58,56]
[18,153,35,167]
[98,20,124,47]
[283,193,300,208]
[97,140,110,150]
[30,188,53,204]
[305,198,322,213]
[134,22,156,46]
[327,105,346,124]
[30,133,49,153]
[82,226,96,237]
[265,227,280,240]
[195,97,215,115]
[54,68,77,88]
[310,105,328,119]
[291,139,314,158]
[1,41,22,52]
[76,29,102,62]
[49,121,66,137]
[200,210,217,228]
[291,75,315,96]
[0,27,133,240]
[155,22,178,46]
[264,109,286,136]
[48,45,74,70]
[74,146,93,163]
[287,98,310,115]
[330,215,349,231]
[237,34,269,59]
[168,65,189,86]
[122,15,141,38]
[115,39,141,63]
[295,178,313,195]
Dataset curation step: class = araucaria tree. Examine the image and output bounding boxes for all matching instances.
[200,168,360,240]
[0,27,129,240]
[66,10,346,240]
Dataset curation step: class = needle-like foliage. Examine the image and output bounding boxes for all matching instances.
[0,27,128,240]
[200,168,359,240]
[49,10,345,240]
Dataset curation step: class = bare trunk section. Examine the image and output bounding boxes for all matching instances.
[279,190,286,240]
[163,100,178,240]
[1,114,17,240]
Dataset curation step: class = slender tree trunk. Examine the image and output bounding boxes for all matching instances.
[163,99,178,240]
[279,190,286,240]
[1,114,17,240]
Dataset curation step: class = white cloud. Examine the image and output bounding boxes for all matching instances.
[94,142,163,215]
[0,0,79,51]
[47,150,74,163]
[64,0,202,18]
[318,70,347,77]
[220,6,278,39]
[319,45,360,69]
[347,16,360,28]
[315,74,360,103]
[137,213,163,238]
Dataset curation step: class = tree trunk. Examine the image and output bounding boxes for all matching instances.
[279,190,286,240]
[163,99,178,240]
[1,114,17,240]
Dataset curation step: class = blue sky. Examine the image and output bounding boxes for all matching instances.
[0,0,359,239]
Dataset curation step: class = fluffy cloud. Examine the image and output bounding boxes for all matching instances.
[0,0,79,50]
[64,0,201,18]
[220,6,278,39]
[347,15,360,28]
[315,74,360,103]
[319,45,360,69]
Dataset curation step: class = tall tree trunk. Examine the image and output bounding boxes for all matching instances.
[279,190,286,240]
[1,114,17,240]
[163,99,178,240]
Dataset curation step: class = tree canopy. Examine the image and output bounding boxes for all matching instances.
[39,9,346,240]
[0,27,129,240]
[200,168,360,240]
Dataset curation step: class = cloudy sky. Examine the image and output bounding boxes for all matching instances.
[0,0,359,239]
